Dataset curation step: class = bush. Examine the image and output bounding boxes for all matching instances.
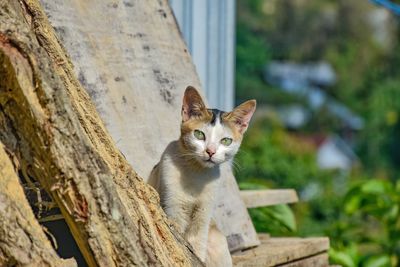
[329,179,400,267]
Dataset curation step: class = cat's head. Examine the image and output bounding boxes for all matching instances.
[180,86,256,168]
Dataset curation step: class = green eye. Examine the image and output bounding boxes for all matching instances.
[221,137,232,146]
[194,130,205,140]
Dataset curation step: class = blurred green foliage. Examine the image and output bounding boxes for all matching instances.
[235,0,400,266]
[360,78,400,178]
[236,114,344,236]
[329,179,400,267]
[236,115,318,189]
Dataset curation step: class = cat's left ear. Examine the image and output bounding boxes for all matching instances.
[182,86,207,122]
[226,100,256,134]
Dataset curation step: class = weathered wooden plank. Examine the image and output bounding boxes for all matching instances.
[232,237,330,267]
[214,164,260,251]
[257,233,270,241]
[240,189,299,208]
[280,253,329,267]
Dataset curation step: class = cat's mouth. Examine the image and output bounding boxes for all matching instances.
[201,159,216,168]
[204,157,217,165]
[200,155,220,167]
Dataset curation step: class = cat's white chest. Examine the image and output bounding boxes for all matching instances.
[159,156,221,230]
[165,165,219,203]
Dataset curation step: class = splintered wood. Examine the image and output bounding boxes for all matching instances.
[0,143,76,266]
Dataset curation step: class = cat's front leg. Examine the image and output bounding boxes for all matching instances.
[184,204,212,262]
[164,204,188,235]
[206,221,232,267]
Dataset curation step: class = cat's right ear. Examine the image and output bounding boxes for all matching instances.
[182,86,206,122]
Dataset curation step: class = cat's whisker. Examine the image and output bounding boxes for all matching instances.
[235,149,249,156]
[231,159,243,173]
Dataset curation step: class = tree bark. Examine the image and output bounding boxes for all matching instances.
[0,0,202,266]
[0,142,76,267]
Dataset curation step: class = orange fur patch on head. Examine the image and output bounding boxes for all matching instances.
[222,100,256,138]
[221,115,243,141]
[181,110,212,135]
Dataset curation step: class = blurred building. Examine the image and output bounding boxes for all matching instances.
[169,0,236,111]
[316,135,358,170]
[265,61,364,131]
[297,134,358,171]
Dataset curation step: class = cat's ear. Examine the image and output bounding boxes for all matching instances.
[226,100,256,134]
[182,86,207,122]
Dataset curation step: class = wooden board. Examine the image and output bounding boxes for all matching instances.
[240,189,299,208]
[215,164,261,251]
[40,0,259,251]
[257,233,271,241]
[232,237,330,267]
[281,253,329,267]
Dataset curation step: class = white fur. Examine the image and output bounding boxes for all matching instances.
[149,140,230,262]
[182,117,240,168]
[206,222,232,267]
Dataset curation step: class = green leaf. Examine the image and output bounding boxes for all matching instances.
[387,204,399,221]
[361,180,387,194]
[249,204,297,233]
[329,248,357,267]
[266,204,297,232]
[363,255,391,267]
[345,195,362,214]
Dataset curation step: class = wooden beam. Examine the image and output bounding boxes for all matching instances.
[281,253,329,267]
[240,189,299,208]
[232,237,330,267]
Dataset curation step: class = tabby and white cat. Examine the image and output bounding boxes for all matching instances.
[148,86,256,265]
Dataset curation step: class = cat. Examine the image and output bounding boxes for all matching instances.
[148,86,256,265]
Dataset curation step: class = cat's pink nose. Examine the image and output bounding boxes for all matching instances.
[206,148,216,157]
